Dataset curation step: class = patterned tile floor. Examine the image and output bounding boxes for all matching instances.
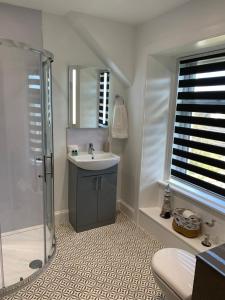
[3,213,164,300]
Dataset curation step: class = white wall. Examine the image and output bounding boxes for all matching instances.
[67,128,108,152]
[0,3,42,47]
[119,39,147,216]
[139,56,175,208]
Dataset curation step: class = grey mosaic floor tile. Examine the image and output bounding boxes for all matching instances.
[3,213,163,300]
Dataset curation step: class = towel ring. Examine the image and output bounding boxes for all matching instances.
[115,94,124,104]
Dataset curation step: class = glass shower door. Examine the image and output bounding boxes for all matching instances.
[42,58,55,262]
[0,46,45,288]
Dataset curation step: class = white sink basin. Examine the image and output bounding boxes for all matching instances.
[68,152,120,170]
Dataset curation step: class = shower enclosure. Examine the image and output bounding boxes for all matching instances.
[0,39,55,295]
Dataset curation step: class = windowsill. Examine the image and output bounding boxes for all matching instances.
[158,179,225,216]
[139,206,216,253]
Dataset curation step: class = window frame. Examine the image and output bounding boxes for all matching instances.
[164,50,225,215]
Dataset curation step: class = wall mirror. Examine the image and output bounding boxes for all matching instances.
[68,65,111,128]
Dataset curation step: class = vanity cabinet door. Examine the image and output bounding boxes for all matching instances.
[76,175,98,229]
[98,173,117,223]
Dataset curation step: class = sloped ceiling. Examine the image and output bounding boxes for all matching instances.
[67,12,135,86]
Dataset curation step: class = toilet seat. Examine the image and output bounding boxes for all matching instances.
[152,248,196,300]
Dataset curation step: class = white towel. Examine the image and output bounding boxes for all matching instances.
[111,98,128,139]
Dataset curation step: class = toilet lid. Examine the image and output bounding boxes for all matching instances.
[152,248,196,300]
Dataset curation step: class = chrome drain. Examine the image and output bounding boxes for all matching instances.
[29,259,43,269]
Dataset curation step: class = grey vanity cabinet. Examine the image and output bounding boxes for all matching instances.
[68,162,117,232]
[76,175,99,228]
[98,173,117,223]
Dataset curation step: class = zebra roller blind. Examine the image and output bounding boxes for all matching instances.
[98,70,110,128]
[171,52,225,197]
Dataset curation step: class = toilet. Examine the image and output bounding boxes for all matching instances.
[152,248,196,300]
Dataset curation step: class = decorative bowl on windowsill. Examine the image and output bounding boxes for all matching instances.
[172,208,201,238]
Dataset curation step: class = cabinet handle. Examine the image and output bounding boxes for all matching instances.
[95,177,98,191]
[99,176,102,191]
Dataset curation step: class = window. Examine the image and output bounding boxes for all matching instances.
[98,70,110,128]
[171,52,225,198]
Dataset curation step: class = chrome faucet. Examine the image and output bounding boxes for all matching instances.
[88,143,95,159]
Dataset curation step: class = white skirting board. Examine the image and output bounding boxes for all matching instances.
[54,209,69,225]
[117,199,135,221]
[54,200,135,226]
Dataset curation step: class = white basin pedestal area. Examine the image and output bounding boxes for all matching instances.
[67,152,120,170]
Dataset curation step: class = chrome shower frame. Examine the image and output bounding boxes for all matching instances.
[0,38,55,297]
[0,38,54,62]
